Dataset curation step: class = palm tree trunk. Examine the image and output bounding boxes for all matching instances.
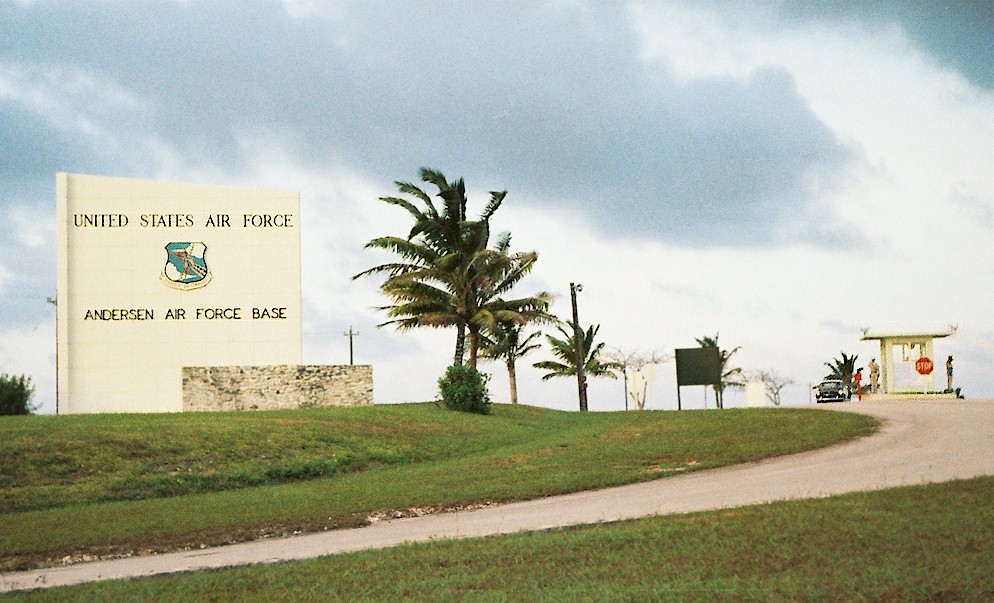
[467,328,479,368]
[507,359,518,405]
[453,324,466,366]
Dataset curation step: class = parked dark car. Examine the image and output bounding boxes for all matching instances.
[814,379,848,403]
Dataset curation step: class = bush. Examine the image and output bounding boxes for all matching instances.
[0,373,36,415]
[438,365,491,415]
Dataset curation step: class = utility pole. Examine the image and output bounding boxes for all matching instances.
[343,327,359,365]
[48,295,58,414]
[622,363,628,411]
[570,282,588,412]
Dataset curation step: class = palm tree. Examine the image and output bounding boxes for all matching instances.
[824,352,859,398]
[355,168,549,367]
[460,233,552,367]
[533,323,621,410]
[355,168,487,365]
[695,334,743,409]
[371,230,551,368]
[479,323,543,405]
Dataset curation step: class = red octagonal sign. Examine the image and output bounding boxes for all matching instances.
[915,356,934,375]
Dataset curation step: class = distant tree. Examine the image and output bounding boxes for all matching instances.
[479,323,543,405]
[749,369,795,406]
[695,334,743,409]
[0,373,36,416]
[824,352,859,398]
[605,348,670,410]
[533,322,621,410]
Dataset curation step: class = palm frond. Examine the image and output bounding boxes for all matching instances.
[481,190,507,222]
[362,236,440,263]
[493,231,512,255]
[417,168,450,194]
[378,196,427,223]
[532,360,574,380]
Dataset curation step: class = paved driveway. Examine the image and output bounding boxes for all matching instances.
[4,399,993,592]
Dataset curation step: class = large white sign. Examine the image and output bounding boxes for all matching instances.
[56,173,302,413]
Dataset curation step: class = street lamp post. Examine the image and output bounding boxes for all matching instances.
[570,282,588,412]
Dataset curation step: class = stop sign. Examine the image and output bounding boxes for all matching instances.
[915,356,934,375]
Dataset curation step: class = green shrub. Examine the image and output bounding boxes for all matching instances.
[438,365,491,415]
[0,373,36,416]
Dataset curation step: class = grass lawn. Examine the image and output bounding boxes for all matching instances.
[6,477,992,602]
[0,403,876,572]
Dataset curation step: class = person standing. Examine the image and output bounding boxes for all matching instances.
[866,358,880,394]
[853,368,864,401]
[868,358,880,394]
[946,356,954,392]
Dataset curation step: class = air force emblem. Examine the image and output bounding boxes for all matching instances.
[161,242,212,290]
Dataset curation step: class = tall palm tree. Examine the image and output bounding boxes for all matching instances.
[479,323,543,405]
[355,168,549,367]
[824,352,859,398]
[355,168,488,365]
[695,334,742,409]
[533,323,621,410]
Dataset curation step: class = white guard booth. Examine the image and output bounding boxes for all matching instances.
[859,326,956,395]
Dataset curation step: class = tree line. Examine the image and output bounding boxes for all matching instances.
[355,168,766,413]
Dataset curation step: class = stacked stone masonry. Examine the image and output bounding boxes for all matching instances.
[182,365,373,412]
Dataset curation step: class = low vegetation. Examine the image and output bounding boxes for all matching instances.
[8,477,992,601]
[0,403,876,572]
[0,374,35,416]
[437,365,492,414]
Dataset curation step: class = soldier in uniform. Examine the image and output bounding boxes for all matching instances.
[946,356,954,392]
[868,358,880,394]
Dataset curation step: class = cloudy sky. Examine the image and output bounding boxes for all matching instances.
[2,1,992,413]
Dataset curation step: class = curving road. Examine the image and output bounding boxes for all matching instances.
[4,399,994,592]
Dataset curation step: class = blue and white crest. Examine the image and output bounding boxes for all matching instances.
[161,242,212,290]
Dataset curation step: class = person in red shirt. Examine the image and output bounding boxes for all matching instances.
[853,368,864,401]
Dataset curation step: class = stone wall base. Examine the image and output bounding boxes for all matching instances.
[182,365,373,412]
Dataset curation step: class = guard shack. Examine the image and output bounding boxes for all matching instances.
[860,326,956,396]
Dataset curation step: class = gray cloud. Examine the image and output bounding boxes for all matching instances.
[779,0,994,90]
[1,1,991,408]
[2,1,860,250]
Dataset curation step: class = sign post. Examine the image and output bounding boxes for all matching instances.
[674,347,721,411]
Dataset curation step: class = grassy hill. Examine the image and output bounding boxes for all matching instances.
[1,403,876,572]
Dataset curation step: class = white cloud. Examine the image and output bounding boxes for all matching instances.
[278,0,350,22]
[7,203,54,248]
[0,62,142,138]
[0,61,195,177]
